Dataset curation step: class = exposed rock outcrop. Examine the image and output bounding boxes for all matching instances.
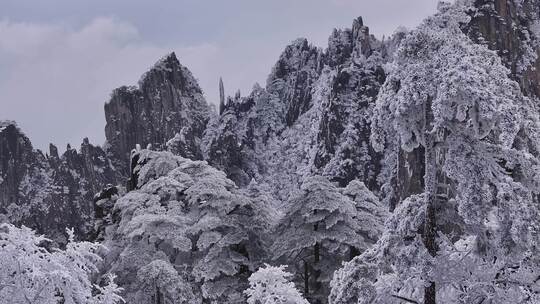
[387,0,540,208]
[268,38,324,126]
[1,53,212,241]
[203,18,390,194]
[465,0,540,97]
[0,121,117,242]
[104,52,211,175]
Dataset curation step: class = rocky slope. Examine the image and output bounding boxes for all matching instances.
[200,0,540,211]
[0,53,213,241]
[466,0,540,97]
[104,52,211,175]
[0,121,117,242]
[202,17,394,200]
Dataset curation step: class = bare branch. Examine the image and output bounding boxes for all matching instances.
[391,294,419,304]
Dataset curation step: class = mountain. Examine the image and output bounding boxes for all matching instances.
[2,1,540,303]
[104,52,211,176]
[203,17,393,201]
[1,0,537,254]
[0,53,211,241]
[0,121,117,242]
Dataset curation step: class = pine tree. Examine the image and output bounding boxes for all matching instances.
[107,150,273,303]
[272,176,385,303]
[347,2,540,303]
[136,259,199,304]
[244,264,309,304]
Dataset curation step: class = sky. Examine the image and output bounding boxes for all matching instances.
[0,0,440,152]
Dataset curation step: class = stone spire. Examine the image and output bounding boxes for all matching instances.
[219,77,225,114]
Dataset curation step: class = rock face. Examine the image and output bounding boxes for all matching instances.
[0,121,117,242]
[104,52,211,175]
[0,53,211,242]
[313,17,386,189]
[268,38,324,126]
[202,3,540,205]
[202,18,391,195]
[379,1,540,209]
[465,0,540,98]
[0,122,38,213]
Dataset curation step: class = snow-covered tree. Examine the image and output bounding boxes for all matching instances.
[316,47,386,189]
[341,2,540,303]
[329,194,429,304]
[136,259,199,304]
[107,150,273,303]
[0,223,123,304]
[244,265,309,304]
[340,180,388,258]
[272,176,385,303]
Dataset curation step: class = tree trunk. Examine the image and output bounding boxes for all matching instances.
[423,133,438,304]
[304,260,309,296]
[155,284,162,304]
[314,241,321,293]
[314,240,320,279]
[314,241,320,263]
[349,246,360,260]
[313,221,321,298]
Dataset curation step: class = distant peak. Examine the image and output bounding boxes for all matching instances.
[152,51,181,72]
[278,38,318,61]
[289,38,310,49]
[353,16,364,28]
[49,143,59,159]
[352,16,370,37]
[136,51,195,89]
[0,120,17,129]
[0,120,21,134]
[160,51,178,63]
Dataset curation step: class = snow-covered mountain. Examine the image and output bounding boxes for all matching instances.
[202,17,393,203]
[104,52,211,175]
[2,1,540,303]
[0,122,117,242]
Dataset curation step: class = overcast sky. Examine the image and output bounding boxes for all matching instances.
[0,0,440,152]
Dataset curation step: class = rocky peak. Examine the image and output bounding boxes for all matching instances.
[219,77,226,115]
[138,52,203,97]
[352,17,373,59]
[327,16,376,67]
[48,143,59,159]
[0,121,31,154]
[267,38,323,126]
[0,121,36,212]
[0,53,210,242]
[104,52,211,175]
[203,17,387,191]
[0,121,117,242]
[313,17,387,188]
